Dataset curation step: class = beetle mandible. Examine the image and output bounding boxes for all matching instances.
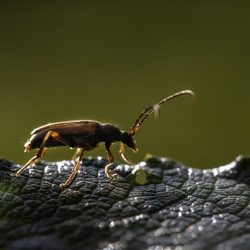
[11,90,195,189]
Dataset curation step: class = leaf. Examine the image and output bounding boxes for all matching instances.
[0,156,250,250]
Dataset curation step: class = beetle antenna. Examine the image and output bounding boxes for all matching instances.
[130,90,195,136]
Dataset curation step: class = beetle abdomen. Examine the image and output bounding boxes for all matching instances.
[25,130,65,151]
[24,121,104,151]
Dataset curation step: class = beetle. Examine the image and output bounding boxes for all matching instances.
[11,90,195,189]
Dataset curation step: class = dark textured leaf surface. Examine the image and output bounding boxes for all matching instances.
[0,156,250,250]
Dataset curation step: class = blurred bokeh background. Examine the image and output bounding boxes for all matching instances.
[0,2,249,169]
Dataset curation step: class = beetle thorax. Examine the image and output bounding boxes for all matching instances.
[101,123,123,143]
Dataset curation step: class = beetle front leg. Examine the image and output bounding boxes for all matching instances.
[104,143,118,179]
[119,143,133,165]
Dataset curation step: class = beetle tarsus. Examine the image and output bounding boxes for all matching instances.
[105,163,118,179]
[104,145,119,178]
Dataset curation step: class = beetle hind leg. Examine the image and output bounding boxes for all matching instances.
[11,133,53,177]
[11,147,47,177]
[11,130,69,177]
[11,154,42,177]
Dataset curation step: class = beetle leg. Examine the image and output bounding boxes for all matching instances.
[72,148,83,160]
[104,143,118,179]
[105,161,118,179]
[60,148,84,189]
[119,143,133,165]
[11,131,70,177]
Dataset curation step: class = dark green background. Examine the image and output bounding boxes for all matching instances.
[1,2,249,169]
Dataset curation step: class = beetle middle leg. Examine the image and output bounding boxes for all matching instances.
[104,143,118,179]
[60,148,84,189]
[11,130,70,177]
[72,148,83,160]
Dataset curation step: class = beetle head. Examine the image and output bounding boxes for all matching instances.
[121,131,138,152]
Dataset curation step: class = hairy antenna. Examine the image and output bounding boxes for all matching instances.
[130,90,195,136]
